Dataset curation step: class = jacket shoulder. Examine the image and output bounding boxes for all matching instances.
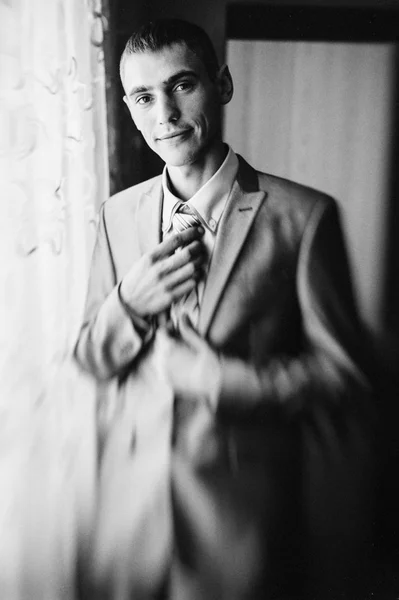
[257,170,334,209]
[232,153,338,242]
[237,154,335,215]
[254,170,338,236]
[101,175,162,221]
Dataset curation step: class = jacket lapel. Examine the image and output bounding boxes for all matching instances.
[199,159,267,336]
[133,161,267,336]
[137,178,163,255]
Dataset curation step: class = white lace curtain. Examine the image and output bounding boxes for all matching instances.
[0,0,109,597]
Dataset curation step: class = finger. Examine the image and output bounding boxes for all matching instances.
[157,240,206,277]
[157,311,170,330]
[179,314,206,351]
[158,312,179,337]
[151,227,204,262]
[163,257,204,290]
[152,277,197,314]
[169,278,198,303]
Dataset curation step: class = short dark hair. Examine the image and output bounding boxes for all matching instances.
[120,19,220,82]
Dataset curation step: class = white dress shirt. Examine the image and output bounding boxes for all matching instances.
[161,145,239,310]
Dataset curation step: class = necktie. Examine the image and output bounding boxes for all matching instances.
[170,201,202,232]
[169,202,202,331]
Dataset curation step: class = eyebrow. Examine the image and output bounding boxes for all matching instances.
[128,69,198,97]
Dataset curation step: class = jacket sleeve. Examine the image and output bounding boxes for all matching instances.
[74,202,154,380]
[215,199,373,418]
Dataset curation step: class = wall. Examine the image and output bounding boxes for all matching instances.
[224,39,395,330]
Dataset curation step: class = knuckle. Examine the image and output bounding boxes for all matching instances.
[173,233,183,247]
[187,246,196,260]
[168,254,178,269]
[153,261,164,278]
[171,287,182,301]
[163,277,174,292]
[188,241,202,257]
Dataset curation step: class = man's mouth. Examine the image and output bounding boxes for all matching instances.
[157,129,192,141]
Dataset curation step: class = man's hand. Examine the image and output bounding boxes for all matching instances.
[157,315,221,407]
[120,227,205,317]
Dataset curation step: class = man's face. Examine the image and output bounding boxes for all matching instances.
[122,43,230,167]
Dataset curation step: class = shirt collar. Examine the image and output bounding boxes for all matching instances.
[162,145,239,235]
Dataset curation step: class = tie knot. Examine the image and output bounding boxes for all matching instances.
[171,202,202,233]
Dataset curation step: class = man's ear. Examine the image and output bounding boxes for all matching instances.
[123,95,141,131]
[216,64,234,105]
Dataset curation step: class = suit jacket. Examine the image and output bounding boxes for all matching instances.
[75,156,373,600]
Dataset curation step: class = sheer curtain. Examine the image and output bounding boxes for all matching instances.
[0,0,109,598]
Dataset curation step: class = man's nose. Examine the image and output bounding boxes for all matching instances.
[158,95,180,124]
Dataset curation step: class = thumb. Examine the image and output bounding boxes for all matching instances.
[179,314,206,351]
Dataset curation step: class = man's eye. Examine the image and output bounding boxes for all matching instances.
[136,95,152,105]
[174,82,192,92]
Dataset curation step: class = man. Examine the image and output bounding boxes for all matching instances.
[75,19,373,600]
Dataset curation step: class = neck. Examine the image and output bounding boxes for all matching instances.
[166,141,227,201]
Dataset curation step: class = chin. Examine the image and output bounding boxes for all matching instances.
[159,149,200,168]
